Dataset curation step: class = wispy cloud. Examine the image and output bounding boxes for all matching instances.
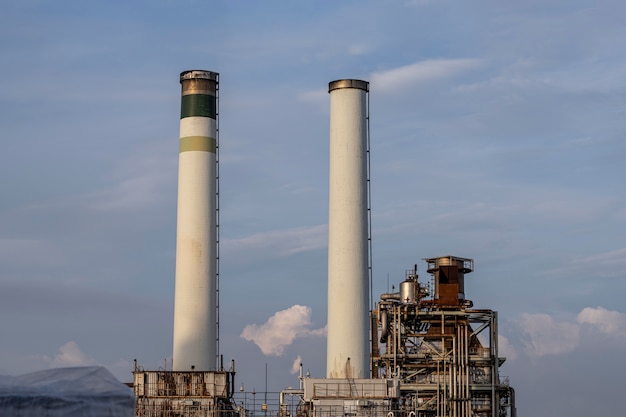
[404,0,436,6]
[85,145,175,212]
[222,225,327,259]
[241,305,326,356]
[370,59,483,93]
[541,247,626,280]
[299,58,484,106]
[297,89,327,109]
[0,238,64,268]
[347,44,371,56]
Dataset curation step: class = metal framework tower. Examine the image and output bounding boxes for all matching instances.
[371,256,516,417]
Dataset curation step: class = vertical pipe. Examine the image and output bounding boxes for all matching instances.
[465,325,470,417]
[458,326,462,417]
[457,325,461,417]
[326,79,370,379]
[437,361,441,417]
[459,324,467,416]
[491,313,497,417]
[371,311,379,378]
[441,334,446,417]
[173,70,219,371]
[394,306,398,375]
[452,335,457,417]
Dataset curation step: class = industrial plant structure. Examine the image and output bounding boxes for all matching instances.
[132,73,516,417]
[277,81,516,417]
[284,256,516,417]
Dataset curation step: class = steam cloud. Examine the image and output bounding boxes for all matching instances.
[291,356,302,375]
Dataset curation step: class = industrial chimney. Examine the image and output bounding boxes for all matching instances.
[172,70,219,371]
[326,79,370,379]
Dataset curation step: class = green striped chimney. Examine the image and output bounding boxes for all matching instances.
[173,70,219,371]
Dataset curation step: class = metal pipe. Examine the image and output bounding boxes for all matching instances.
[452,335,456,417]
[463,326,471,417]
[491,313,497,417]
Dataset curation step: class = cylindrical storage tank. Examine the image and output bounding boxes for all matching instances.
[400,280,416,304]
[326,79,370,379]
[172,70,218,371]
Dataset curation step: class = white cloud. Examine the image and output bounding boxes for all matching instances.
[513,306,626,359]
[518,313,580,357]
[241,305,326,356]
[44,341,99,368]
[577,306,626,337]
[370,59,483,93]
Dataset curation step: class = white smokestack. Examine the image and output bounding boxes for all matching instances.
[172,70,219,371]
[326,79,370,379]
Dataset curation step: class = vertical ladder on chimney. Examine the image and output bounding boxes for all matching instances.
[214,73,221,365]
[346,358,357,398]
[365,85,374,379]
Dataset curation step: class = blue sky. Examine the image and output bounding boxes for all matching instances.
[1,1,626,415]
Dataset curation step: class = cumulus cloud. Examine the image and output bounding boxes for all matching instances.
[241,305,326,356]
[518,313,580,357]
[43,341,99,368]
[370,58,483,93]
[513,306,626,358]
[577,306,626,337]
